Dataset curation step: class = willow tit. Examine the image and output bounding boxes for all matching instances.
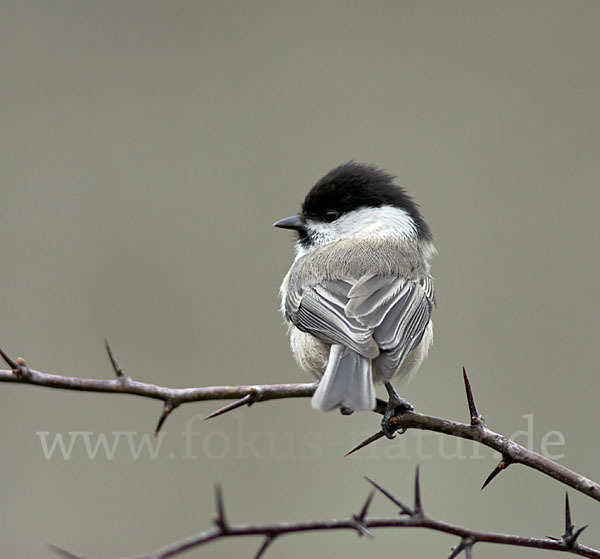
[275,162,436,436]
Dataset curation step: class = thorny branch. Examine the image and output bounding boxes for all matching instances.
[350,370,600,503]
[52,471,599,559]
[1,343,598,503]
[1,342,599,558]
[0,343,315,435]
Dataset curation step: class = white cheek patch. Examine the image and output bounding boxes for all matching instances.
[336,206,418,238]
[297,206,417,256]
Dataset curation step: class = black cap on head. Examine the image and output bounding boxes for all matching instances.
[301,162,432,241]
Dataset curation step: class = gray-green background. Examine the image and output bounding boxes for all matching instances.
[2,1,599,557]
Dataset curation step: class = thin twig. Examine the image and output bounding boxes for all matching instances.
[0,358,315,406]
[111,475,600,559]
[128,519,600,559]
[350,370,600,504]
[1,348,599,503]
[0,345,315,434]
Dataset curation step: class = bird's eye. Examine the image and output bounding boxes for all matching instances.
[323,210,340,222]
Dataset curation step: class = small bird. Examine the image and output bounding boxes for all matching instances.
[274,162,436,437]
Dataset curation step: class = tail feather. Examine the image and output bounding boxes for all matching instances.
[311,344,375,412]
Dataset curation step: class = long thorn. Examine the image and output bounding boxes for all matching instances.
[364,477,413,515]
[562,492,589,546]
[104,339,124,377]
[154,401,176,436]
[214,483,228,531]
[254,535,275,559]
[357,490,376,522]
[48,544,85,559]
[565,492,572,536]
[414,466,423,515]
[481,459,511,490]
[351,489,376,537]
[344,431,384,457]
[204,394,254,420]
[573,525,589,541]
[0,347,18,370]
[447,541,466,559]
[462,367,483,426]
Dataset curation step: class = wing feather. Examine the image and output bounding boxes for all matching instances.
[285,274,434,374]
[286,280,379,358]
[374,284,432,379]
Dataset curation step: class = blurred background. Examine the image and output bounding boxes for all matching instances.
[2,1,599,557]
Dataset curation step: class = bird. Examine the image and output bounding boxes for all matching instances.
[274,162,435,437]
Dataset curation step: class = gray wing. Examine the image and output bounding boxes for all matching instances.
[349,274,434,380]
[285,279,379,358]
[285,274,435,369]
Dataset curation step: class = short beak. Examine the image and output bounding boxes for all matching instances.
[273,215,306,232]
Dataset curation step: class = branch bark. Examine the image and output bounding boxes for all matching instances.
[0,344,315,434]
[1,346,598,503]
[1,345,598,559]
[53,475,599,559]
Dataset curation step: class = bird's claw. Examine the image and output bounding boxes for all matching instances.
[381,395,414,439]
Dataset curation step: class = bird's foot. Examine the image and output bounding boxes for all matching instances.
[381,383,414,439]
